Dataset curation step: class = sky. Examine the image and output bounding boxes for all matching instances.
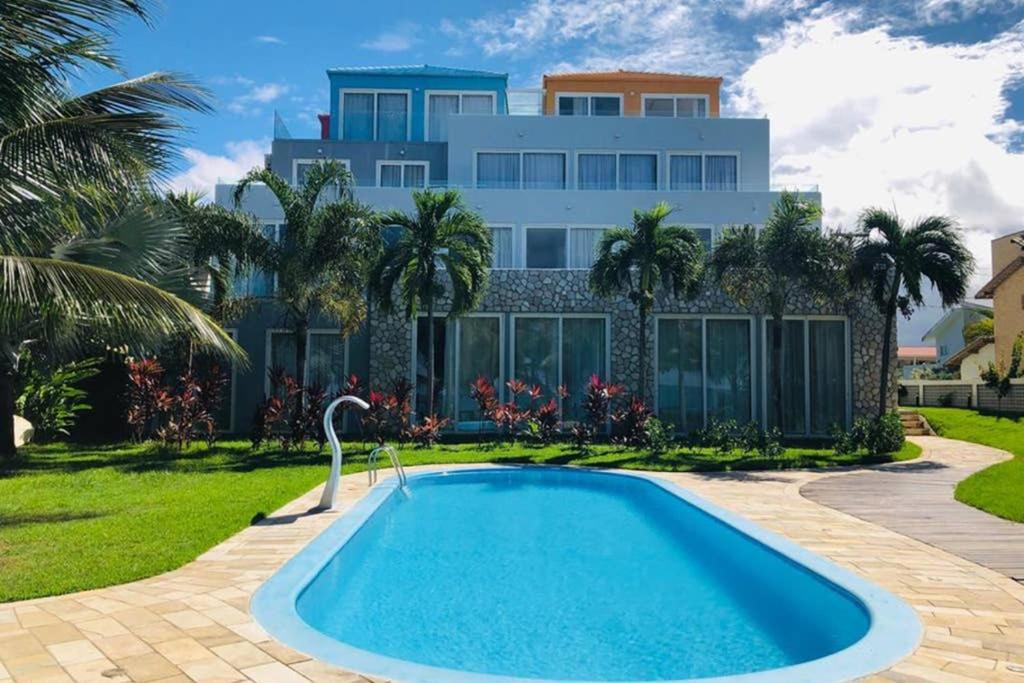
[96,0,1024,344]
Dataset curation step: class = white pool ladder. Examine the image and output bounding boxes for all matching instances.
[368,445,408,488]
[319,395,369,510]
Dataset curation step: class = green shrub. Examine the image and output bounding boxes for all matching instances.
[644,417,673,455]
[15,351,101,442]
[867,413,905,455]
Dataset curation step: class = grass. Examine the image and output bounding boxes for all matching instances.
[0,437,919,603]
[918,407,1024,523]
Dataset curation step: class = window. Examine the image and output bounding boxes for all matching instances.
[643,95,708,118]
[233,222,282,297]
[377,161,428,188]
[690,225,713,253]
[765,318,848,435]
[656,317,753,432]
[491,226,514,268]
[414,317,448,418]
[525,227,566,268]
[427,92,496,141]
[341,90,409,141]
[266,330,348,397]
[577,152,658,190]
[569,228,606,268]
[557,94,621,117]
[668,153,738,191]
[476,151,567,189]
[513,316,608,421]
[293,158,350,187]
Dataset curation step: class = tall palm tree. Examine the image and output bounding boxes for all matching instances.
[232,161,382,392]
[0,0,244,458]
[589,202,706,399]
[850,209,974,417]
[710,192,839,432]
[370,189,492,418]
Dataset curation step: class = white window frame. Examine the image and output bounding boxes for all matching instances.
[653,314,758,432]
[574,150,661,190]
[424,90,498,141]
[488,223,516,270]
[509,313,612,418]
[474,149,569,190]
[263,328,350,398]
[759,315,852,436]
[292,158,350,186]
[641,93,710,118]
[409,313,505,426]
[554,92,624,117]
[666,151,741,191]
[338,88,412,141]
[375,160,430,188]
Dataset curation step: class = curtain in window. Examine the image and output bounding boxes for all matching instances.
[235,222,278,297]
[491,227,514,268]
[269,332,296,398]
[809,320,846,434]
[676,97,707,118]
[592,97,620,116]
[656,319,703,432]
[766,320,806,434]
[380,164,402,188]
[523,153,565,189]
[706,319,751,424]
[558,96,588,116]
[619,154,657,190]
[308,333,346,396]
[343,93,374,141]
[477,153,520,189]
[526,228,566,268]
[577,154,616,190]
[462,94,494,115]
[514,318,558,402]
[569,228,605,269]
[415,318,451,417]
[563,318,606,420]
[670,155,703,191]
[706,155,738,191]
[428,94,459,141]
[644,97,674,117]
[457,317,501,422]
[376,93,407,141]
[403,164,425,188]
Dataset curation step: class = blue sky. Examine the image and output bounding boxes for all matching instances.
[99,0,1024,343]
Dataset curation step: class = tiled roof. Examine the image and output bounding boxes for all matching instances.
[975,256,1024,298]
[898,346,938,361]
[543,69,722,82]
[326,64,507,78]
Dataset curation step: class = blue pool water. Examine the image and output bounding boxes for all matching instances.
[254,468,921,682]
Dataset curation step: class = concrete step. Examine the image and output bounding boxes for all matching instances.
[904,427,929,436]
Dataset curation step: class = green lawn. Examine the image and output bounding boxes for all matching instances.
[0,438,919,603]
[919,407,1024,523]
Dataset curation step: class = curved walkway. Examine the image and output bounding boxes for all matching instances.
[802,436,1024,581]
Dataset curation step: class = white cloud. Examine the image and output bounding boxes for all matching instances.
[915,0,1024,24]
[254,35,285,45]
[226,82,290,114]
[167,139,270,196]
[361,23,421,52]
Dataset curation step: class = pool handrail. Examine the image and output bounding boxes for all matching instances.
[368,445,407,488]
[319,395,369,510]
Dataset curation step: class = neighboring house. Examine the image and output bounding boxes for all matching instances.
[920,302,992,365]
[945,336,996,381]
[216,65,890,436]
[975,229,1024,370]
[897,346,938,379]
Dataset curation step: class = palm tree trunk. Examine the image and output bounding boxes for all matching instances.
[0,339,18,459]
[294,317,309,434]
[877,271,902,418]
[771,316,785,433]
[426,295,435,418]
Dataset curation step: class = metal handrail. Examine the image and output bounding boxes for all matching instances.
[368,445,407,488]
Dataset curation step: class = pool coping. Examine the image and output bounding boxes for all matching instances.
[251,465,923,683]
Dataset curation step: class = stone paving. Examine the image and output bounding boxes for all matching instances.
[2,439,1024,682]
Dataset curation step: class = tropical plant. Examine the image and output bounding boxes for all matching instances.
[963,314,994,344]
[0,0,244,457]
[849,209,974,417]
[611,396,655,447]
[711,192,839,431]
[980,333,1024,414]
[532,399,561,443]
[409,414,450,447]
[572,375,625,447]
[370,189,492,418]
[14,350,102,442]
[233,161,382,399]
[589,202,705,398]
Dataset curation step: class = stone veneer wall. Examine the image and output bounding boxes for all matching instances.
[368,270,897,420]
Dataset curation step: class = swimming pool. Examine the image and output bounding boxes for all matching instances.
[252,467,921,682]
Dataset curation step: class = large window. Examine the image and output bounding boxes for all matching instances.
[490,226,514,268]
[266,330,348,397]
[656,317,753,432]
[643,95,708,118]
[377,161,427,188]
[525,227,566,269]
[577,152,658,190]
[293,159,350,187]
[477,151,566,190]
[765,318,848,435]
[668,153,738,191]
[342,90,409,141]
[513,316,607,420]
[427,92,495,141]
[233,222,281,297]
[557,94,621,117]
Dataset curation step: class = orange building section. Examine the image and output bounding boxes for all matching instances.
[542,70,722,117]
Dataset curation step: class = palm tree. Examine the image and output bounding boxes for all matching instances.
[369,189,492,418]
[232,161,382,392]
[0,0,244,458]
[588,202,706,399]
[710,192,838,432]
[850,209,974,417]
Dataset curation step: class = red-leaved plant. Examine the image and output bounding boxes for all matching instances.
[409,414,451,447]
[572,375,624,447]
[612,395,654,447]
[126,359,170,441]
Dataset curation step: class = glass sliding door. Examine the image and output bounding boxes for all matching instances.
[578,154,616,190]
[428,94,459,141]
[809,320,846,434]
[376,93,408,141]
[308,332,346,396]
[705,319,752,424]
[766,319,806,434]
[562,318,606,420]
[513,316,607,417]
[476,152,520,189]
[618,154,657,190]
[342,92,374,140]
[656,318,703,432]
[514,317,559,402]
[415,317,450,418]
[523,153,566,189]
[456,317,501,423]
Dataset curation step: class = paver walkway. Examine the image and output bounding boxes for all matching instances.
[1,440,1024,682]
[802,436,1024,581]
